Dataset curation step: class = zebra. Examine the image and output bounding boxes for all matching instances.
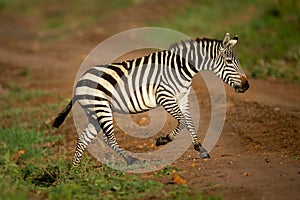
[53,33,249,167]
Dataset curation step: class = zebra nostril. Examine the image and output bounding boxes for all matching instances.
[243,80,249,91]
[233,84,239,90]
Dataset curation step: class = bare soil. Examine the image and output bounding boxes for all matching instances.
[1,5,299,199]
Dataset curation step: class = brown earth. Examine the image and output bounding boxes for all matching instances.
[1,4,300,199]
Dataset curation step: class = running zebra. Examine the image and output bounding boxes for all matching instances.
[53,33,249,167]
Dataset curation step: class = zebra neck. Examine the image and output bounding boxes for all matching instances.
[168,39,221,77]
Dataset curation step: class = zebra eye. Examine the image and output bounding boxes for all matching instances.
[226,59,233,64]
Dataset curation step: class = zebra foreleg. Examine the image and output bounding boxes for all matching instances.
[156,135,172,146]
[184,113,210,159]
[177,93,211,159]
[156,94,185,146]
[156,118,185,146]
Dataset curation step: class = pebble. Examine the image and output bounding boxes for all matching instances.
[274,107,280,112]
[243,172,251,176]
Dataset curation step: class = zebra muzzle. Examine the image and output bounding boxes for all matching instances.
[234,80,249,93]
[234,75,249,93]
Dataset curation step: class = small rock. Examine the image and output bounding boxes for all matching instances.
[265,158,271,163]
[150,143,155,148]
[243,172,251,177]
[138,116,149,125]
[228,161,233,165]
[274,107,280,112]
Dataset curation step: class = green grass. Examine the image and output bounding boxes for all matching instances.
[0,85,58,129]
[151,0,300,82]
[1,86,49,104]
[0,125,203,199]
[0,0,139,41]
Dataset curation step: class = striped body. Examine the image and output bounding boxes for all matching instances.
[53,33,249,167]
[76,55,162,114]
[75,47,197,114]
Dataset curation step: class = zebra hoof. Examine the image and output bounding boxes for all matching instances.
[156,136,171,146]
[126,156,141,165]
[199,147,210,159]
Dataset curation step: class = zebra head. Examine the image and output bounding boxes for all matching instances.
[214,33,249,93]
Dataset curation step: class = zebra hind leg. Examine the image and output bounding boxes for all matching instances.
[103,132,140,165]
[97,108,140,165]
[104,132,141,165]
[72,119,100,168]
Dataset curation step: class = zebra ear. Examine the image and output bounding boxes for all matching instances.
[223,33,238,48]
[227,35,238,48]
[222,33,230,47]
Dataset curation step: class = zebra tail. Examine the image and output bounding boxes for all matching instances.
[52,99,73,128]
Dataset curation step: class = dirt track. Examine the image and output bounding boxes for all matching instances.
[1,9,300,200]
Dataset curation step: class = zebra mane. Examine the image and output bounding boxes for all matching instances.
[195,37,221,43]
[168,37,221,51]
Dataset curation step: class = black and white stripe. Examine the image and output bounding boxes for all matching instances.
[53,33,249,166]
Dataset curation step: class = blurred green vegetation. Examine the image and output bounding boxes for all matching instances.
[0,0,142,42]
[0,0,136,30]
[1,0,299,81]
[151,0,300,81]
